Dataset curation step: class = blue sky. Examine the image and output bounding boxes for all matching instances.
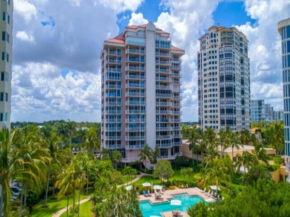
[12,0,290,122]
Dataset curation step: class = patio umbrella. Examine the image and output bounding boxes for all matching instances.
[210,185,220,191]
[142,182,152,187]
[153,185,163,190]
[171,199,182,206]
[125,185,133,191]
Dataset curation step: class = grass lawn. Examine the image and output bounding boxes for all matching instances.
[31,193,89,217]
[121,175,136,184]
[60,200,94,217]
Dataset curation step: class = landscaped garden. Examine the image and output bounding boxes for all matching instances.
[1,121,289,217]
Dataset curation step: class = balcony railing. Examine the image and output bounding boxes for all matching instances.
[126,75,145,80]
[125,101,145,105]
[156,135,172,139]
[125,119,145,123]
[106,110,121,114]
[125,83,145,88]
[156,101,171,106]
[125,92,145,97]
[106,76,121,81]
[105,136,121,140]
[105,144,122,149]
[127,58,145,63]
[106,84,121,89]
[105,101,121,106]
[156,93,172,98]
[156,110,172,115]
[105,119,121,123]
[106,68,121,73]
[156,77,171,82]
[106,59,121,64]
[156,60,170,65]
[156,85,171,90]
[156,68,170,73]
[126,49,145,54]
[125,110,146,114]
[107,50,121,56]
[125,127,145,132]
[125,136,145,140]
[156,127,172,131]
[156,52,170,57]
[106,127,121,132]
[126,66,145,71]
[125,144,144,150]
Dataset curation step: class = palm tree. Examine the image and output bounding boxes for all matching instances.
[252,142,269,164]
[229,131,241,162]
[240,129,252,145]
[264,122,284,155]
[83,127,100,159]
[204,156,231,187]
[43,131,61,208]
[0,129,15,217]
[152,145,160,163]
[111,150,122,169]
[188,127,201,166]
[138,144,153,174]
[67,120,76,149]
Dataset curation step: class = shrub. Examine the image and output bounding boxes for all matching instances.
[168,186,175,190]
[164,180,172,187]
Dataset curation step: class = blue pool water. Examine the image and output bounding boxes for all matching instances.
[139,194,203,217]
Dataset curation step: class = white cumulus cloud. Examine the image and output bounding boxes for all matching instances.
[16,31,34,42]
[14,0,37,22]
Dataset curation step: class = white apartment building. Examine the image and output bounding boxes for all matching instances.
[0,0,12,129]
[101,22,184,163]
[198,25,250,131]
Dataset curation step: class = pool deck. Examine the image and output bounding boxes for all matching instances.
[139,187,212,217]
[139,187,211,204]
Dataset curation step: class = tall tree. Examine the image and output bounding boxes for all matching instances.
[67,120,76,149]
[138,144,153,174]
[188,127,201,166]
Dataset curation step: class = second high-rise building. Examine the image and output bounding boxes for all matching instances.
[101,22,184,162]
[198,25,250,131]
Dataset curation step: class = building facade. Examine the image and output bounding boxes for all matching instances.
[0,0,12,129]
[198,26,250,131]
[264,103,274,122]
[101,22,184,163]
[278,18,290,161]
[250,100,265,122]
[274,110,284,122]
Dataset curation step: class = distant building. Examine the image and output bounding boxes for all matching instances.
[0,0,13,129]
[264,103,274,122]
[198,25,250,131]
[250,100,265,122]
[274,110,284,122]
[101,22,184,162]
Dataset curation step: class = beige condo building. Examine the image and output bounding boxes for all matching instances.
[101,22,184,163]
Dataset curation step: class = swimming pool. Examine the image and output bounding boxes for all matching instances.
[139,194,203,217]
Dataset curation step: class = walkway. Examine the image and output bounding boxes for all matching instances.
[52,173,146,217]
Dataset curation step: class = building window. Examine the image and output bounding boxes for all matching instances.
[3,0,10,5]
[2,31,9,43]
[0,113,7,121]
[1,52,9,62]
[2,12,9,24]
[0,92,8,102]
[1,72,8,81]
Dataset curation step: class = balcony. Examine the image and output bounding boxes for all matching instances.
[171,58,181,63]
[172,95,180,100]
[106,84,121,89]
[104,136,121,140]
[157,143,172,148]
[156,52,170,57]
[125,101,145,105]
[126,66,145,71]
[173,80,181,85]
[157,119,170,123]
[105,144,122,149]
[125,83,145,89]
[156,77,170,82]
[156,60,170,65]
[173,134,182,139]
[105,101,121,106]
[171,65,181,70]
[127,58,145,63]
[156,101,171,106]
[105,119,121,123]
[156,93,172,98]
[172,72,181,77]
[125,144,144,150]
[172,87,180,92]
[106,50,121,56]
[125,110,146,114]
[156,135,172,139]
[125,92,145,97]
[106,68,121,73]
[172,111,181,115]
[156,110,172,115]
[106,127,121,132]
[156,85,171,90]
[105,93,121,98]
[126,49,145,54]
[156,68,170,73]
[172,103,181,107]
[125,136,145,140]
[125,127,145,132]
[156,127,172,131]
[126,119,145,123]
[172,126,182,130]
[106,59,121,64]
[106,110,121,114]
[126,75,145,80]
[106,76,121,81]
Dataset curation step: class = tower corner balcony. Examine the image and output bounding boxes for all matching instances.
[278,18,290,35]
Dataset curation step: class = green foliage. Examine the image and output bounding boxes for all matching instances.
[270,156,284,165]
[153,160,174,181]
[187,201,209,217]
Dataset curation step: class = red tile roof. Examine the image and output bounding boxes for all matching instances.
[105,38,125,44]
[171,46,184,52]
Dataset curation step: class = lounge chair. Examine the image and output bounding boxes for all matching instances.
[172,210,180,217]
[142,190,149,197]
[155,192,161,199]
[202,188,206,193]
